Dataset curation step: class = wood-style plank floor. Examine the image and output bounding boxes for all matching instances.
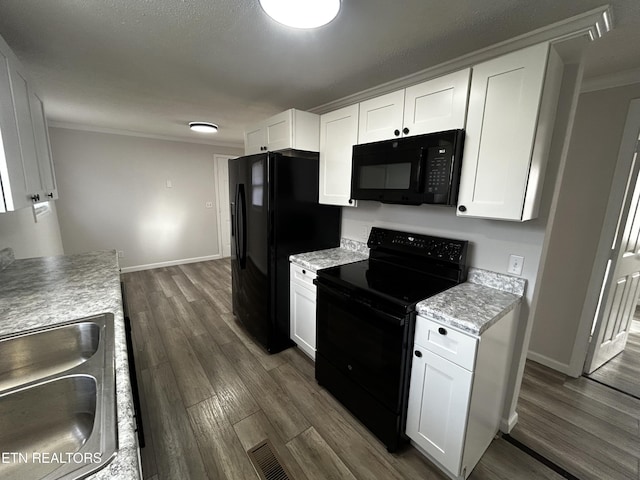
[586,319,640,399]
[122,259,613,480]
[510,360,640,480]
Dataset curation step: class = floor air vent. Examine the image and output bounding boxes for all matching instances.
[247,439,293,480]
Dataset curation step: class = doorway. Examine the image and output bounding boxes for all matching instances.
[581,99,640,397]
[214,154,235,258]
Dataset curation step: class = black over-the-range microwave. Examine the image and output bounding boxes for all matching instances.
[350,129,465,206]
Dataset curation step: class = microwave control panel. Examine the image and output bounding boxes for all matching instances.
[424,145,453,198]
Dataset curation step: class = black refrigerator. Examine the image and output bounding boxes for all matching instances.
[228,150,341,353]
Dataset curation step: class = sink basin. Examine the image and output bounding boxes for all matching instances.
[0,376,97,480]
[0,314,117,480]
[0,321,100,392]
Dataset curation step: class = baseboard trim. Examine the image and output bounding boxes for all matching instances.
[526,351,572,375]
[120,254,224,273]
[500,411,519,433]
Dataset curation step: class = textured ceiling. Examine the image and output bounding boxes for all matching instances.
[0,0,639,147]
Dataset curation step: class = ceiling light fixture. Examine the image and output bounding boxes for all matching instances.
[259,0,340,29]
[189,122,218,133]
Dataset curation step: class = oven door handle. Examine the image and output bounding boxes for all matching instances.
[317,282,405,326]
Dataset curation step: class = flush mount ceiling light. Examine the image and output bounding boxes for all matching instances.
[259,0,340,29]
[189,122,218,133]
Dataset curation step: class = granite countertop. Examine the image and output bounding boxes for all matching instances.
[0,250,140,479]
[289,238,369,272]
[416,267,526,336]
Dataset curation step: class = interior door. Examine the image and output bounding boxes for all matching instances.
[215,155,234,257]
[585,133,640,373]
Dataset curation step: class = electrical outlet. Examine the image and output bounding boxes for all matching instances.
[118,250,124,258]
[507,254,524,276]
[205,201,213,208]
[166,180,173,188]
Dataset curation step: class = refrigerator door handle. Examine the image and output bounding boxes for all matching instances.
[230,201,235,237]
[238,183,247,270]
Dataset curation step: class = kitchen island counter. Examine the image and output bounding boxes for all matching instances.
[0,249,140,479]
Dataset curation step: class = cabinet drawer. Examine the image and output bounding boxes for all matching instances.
[290,263,317,289]
[414,315,478,370]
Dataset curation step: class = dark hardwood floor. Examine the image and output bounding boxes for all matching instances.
[122,259,638,480]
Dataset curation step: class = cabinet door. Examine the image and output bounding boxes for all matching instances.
[403,69,470,136]
[290,280,317,359]
[358,89,404,144]
[29,90,57,200]
[265,110,293,152]
[457,43,550,221]
[319,105,359,207]
[0,49,24,211]
[244,123,266,155]
[7,58,42,201]
[406,348,473,476]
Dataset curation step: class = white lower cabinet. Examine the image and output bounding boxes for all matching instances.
[289,264,317,359]
[407,311,516,479]
[407,348,473,475]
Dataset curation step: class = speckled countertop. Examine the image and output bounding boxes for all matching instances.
[0,250,140,479]
[416,267,526,336]
[289,238,369,272]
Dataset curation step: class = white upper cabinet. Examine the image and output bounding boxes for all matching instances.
[0,34,56,212]
[319,104,359,207]
[358,90,405,144]
[29,90,57,201]
[244,108,320,155]
[457,43,563,221]
[403,69,471,137]
[358,69,470,144]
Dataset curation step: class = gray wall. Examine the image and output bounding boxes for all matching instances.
[50,127,242,270]
[0,201,64,258]
[528,82,640,373]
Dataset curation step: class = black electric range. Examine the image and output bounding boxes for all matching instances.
[315,227,468,451]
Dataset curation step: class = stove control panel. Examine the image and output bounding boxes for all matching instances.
[368,227,468,264]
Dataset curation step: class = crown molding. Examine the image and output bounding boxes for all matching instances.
[48,121,244,149]
[581,67,640,93]
[310,6,613,115]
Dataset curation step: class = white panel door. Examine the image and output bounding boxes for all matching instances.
[290,281,317,359]
[358,90,405,144]
[585,134,640,373]
[457,43,549,220]
[215,155,234,258]
[319,104,359,207]
[406,348,473,476]
[403,69,470,136]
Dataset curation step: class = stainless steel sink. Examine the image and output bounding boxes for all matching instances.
[0,314,117,480]
[0,320,100,392]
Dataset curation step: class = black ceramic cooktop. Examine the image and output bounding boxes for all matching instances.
[318,258,456,308]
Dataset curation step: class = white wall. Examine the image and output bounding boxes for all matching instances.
[528,82,640,373]
[0,201,64,258]
[50,127,242,271]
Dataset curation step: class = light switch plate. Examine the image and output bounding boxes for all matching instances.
[508,255,524,275]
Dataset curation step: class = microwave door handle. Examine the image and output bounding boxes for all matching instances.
[416,149,426,191]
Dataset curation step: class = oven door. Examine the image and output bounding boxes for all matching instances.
[315,282,409,413]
